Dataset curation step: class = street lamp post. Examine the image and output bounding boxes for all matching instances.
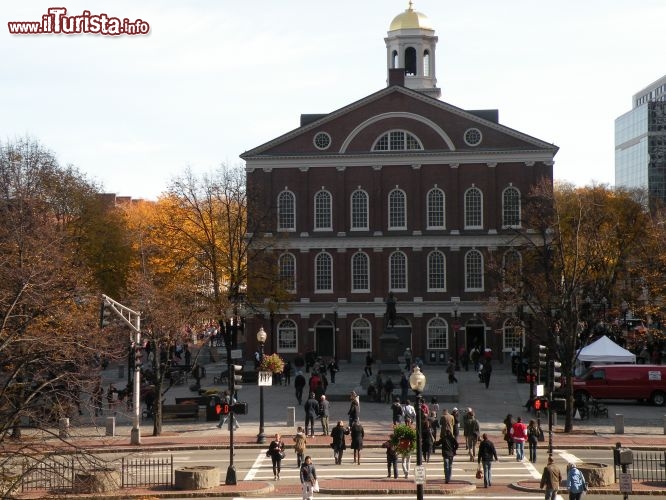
[409,366,427,500]
[257,326,267,444]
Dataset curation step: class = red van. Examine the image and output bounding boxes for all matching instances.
[573,364,666,406]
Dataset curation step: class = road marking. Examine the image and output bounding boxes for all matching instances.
[557,450,581,464]
[524,459,541,479]
[243,451,266,480]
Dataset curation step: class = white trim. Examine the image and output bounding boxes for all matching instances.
[351,251,371,293]
[426,249,447,292]
[350,188,369,231]
[426,187,446,230]
[464,249,485,292]
[388,188,408,230]
[501,186,522,229]
[464,187,484,230]
[389,250,408,292]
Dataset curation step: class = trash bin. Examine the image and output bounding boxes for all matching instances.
[206,395,222,422]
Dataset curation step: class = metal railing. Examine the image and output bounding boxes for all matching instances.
[614,451,666,482]
[122,455,173,488]
[21,458,74,492]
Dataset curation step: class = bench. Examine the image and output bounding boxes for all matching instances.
[161,403,199,421]
[175,396,208,407]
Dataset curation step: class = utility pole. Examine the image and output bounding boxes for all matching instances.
[100,294,142,445]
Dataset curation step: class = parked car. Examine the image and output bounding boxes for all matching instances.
[573,364,666,406]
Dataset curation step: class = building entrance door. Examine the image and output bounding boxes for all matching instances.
[315,321,335,358]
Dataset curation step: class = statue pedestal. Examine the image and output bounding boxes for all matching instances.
[379,326,403,377]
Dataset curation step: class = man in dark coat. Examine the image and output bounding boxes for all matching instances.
[303,392,319,437]
[294,371,306,405]
[435,428,458,483]
[330,421,349,465]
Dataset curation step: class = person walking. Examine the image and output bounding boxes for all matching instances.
[391,396,403,425]
[503,414,515,455]
[452,407,460,441]
[364,351,374,377]
[567,463,588,500]
[294,371,306,405]
[440,408,454,436]
[463,408,480,461]
[328,358,339,383]
[481,359,492,388]
[330,421,349,465]
[268,433,285,480]
[403,400,416,425]
[477,433,498,488]
[382,437,399,478]
[510,416,528,461]
[399,372,409,402]
[294,426,307,468]
[421,418,434,463]
[527,419,540,463]
[347,397,360,427]
[446,359,458,383]
[540,456,562,500]
[299,455,318,500]
[350,421,365,465]
[304,392,319,437]
[318,395,330,435]
[435,428,458,484]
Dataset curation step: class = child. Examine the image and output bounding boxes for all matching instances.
[294,426,307,468]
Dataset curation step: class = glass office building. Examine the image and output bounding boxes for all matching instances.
[615,75,666,209]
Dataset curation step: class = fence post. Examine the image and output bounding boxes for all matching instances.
[106,416,116,436]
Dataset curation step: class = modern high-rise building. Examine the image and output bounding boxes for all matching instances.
[615,75,666,208]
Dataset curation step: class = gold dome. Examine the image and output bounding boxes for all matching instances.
[389,1,432,31]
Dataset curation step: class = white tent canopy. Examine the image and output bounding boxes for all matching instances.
[577,335,636,363]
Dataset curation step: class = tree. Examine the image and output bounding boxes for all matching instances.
[494,181,652,431]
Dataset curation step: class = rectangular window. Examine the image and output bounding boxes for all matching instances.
[278,330,297,351]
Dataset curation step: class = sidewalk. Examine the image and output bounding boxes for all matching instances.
[10,353,666,497]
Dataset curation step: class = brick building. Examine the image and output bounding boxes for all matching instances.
[242,3,558,365]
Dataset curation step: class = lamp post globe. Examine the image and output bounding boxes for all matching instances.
[257,327,267,444]
[409,366,426,500]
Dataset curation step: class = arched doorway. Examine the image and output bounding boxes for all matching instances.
[315,319,335,358]
[465,317,486,353]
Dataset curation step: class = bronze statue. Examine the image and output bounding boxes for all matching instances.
[385,292,397,328]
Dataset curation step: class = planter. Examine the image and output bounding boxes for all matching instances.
[73,468,120,493]
[577,462,613,487]
[175,466,219,490]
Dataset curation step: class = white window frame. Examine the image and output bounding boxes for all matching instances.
[372,129,424,151]
[351,251,370,293]
[502,186,521,229]
[464,249,484,291]
[464,187,483,229]
[351,318,372,352]
[278,252,296,293]
[427,250,446,292]
[502,319,524,352]
[277,319,298,353]
[277,190,296,232]
[350,189,369,231]
[315,251,333,293]
[314,189,332,231]
[426,187,446,229]
[388,188,407,230]
[427,317,448,350]
[389,250,408,292]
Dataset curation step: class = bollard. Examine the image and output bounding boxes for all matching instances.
[615,413,624,434]
[552,412,557,427]
[105,416,116,437]
[287,407,295,427]
[117,364,125,379]
[59,418,70,438]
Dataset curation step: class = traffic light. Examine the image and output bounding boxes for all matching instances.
[216,402,231,415]
[538,345,548,370]
[550,359,562,391]
[231,364,243,391]
[134,345,143,366]
[550,398,566,413]
[532,397,549,411]
[232,402,248,415]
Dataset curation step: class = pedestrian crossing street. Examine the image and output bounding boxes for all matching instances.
[244,447,571,484]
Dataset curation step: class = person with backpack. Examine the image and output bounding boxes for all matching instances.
[527,419,540,463]
[391,396,403,425]
[299,455,318,500]
[567,462,588,500]
[293,427,307,468]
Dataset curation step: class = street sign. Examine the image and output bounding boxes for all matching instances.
[619,472,632,493]
[536,384,544,397]
[230,349,243,359]
[414,465,426,485]
[258,371,272,387]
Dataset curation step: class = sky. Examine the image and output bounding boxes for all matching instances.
[2,1,665,200]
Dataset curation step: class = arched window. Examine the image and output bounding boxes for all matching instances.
[464,187,483,229]
[277,190,295,231]
[427,250,446,291]
[502,249,522,290]
[372,130,423,151]
[405,47,416,75]
[427,317,448,350]
[502,186,521,228]
[315,252,333,292]
[423,50,430,77]
[465,249,484,291]
[427,187,445,229]
[392,50,398,69]
[389,251,408,291]
[278,253,296,292]
[351,251,370,292]
[314,190,332,230]
[350,189,369,230]
[503,318,524,352]
[351,318,372,351]
[388,189,407,229]
[277,319,298,352]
